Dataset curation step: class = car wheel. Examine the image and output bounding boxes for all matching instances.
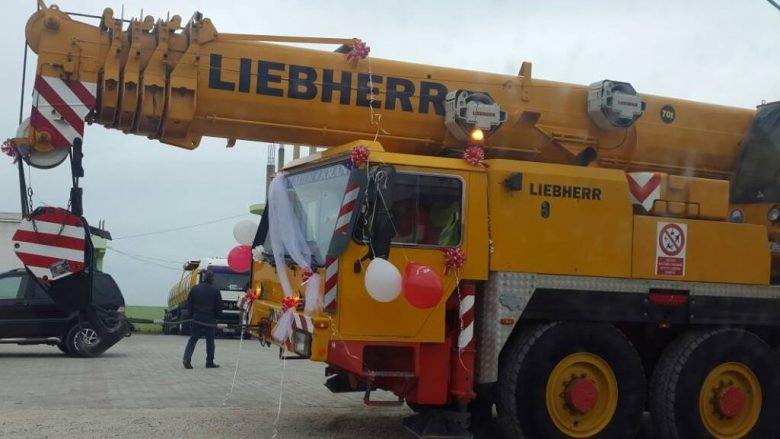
[66,323,103,358]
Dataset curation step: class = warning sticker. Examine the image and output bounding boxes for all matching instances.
[656,222,687,276]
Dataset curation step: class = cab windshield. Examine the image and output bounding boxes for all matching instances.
[265,161,352,266]
[210,272,250,291]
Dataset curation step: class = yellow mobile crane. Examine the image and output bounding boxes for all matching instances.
[12,2,780,438]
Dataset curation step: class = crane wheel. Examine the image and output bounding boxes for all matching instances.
[496,321,645,438]
[649,328,780,439]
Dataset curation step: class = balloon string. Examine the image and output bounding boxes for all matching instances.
[367,56,389,142]
[222,318,246,406]
[271,355,287,439]
[455,273,470,373]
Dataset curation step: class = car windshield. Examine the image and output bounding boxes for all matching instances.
[264,161,352,266]
[210,272,249,291]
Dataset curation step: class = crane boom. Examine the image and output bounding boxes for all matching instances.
[18,3,758,181]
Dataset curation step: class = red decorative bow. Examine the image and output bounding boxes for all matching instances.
[2,139,19,163]
[464,146,488,168]
[346,39,370,65]
[239,289,258,311]
[442,247,467,275]
[350,145,370,168]
[282,296,299,312]
[301,268,313,284]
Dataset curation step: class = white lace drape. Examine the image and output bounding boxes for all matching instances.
[267,174,323,342]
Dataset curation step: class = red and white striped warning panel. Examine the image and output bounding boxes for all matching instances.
[627,172,662,212]
[334,182,360,234]
[323,257,339,313]
[12,208,86,282]
[30,75,97,147]
[293,313,314,333]
[458,286,475,349]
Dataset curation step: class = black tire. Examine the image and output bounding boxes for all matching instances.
[66,323,103,358]
[496,321,646,439]
[56,342,70,355]
[649,328,780,439]
[161,313,170,335]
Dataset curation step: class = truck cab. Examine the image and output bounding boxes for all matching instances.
[250,141,487,406]
[165,258,250,336]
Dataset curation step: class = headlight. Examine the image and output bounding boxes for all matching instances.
[729,209,744,223]
[292,330,312,358]
[768,206,780,223]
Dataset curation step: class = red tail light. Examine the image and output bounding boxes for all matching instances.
[648,291,688,306]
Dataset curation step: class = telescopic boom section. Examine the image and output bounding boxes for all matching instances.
[21,2,755,179]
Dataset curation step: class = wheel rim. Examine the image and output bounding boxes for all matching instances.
[699,362,762,439]
[77,328,99,346]
[546,353,618,438]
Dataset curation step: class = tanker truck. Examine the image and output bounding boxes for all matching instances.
[164,258,250,336]
[8,2,780,438]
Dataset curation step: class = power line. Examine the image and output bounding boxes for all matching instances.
[769,0,780,12]
[106,246,181,271]
[106,246,182,264]
[113,213,251,240]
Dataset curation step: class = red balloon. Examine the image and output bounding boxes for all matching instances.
[227,245,252,272]
[402,262,443,309]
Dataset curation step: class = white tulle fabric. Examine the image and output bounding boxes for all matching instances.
[272,308,295,344]
[267,174,323,343]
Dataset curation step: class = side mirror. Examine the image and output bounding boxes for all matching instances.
[369,165,396,259]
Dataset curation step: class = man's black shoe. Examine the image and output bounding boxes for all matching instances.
[183,360,193,369]
[205,363,220,369]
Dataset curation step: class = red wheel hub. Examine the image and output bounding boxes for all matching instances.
[717,386,747,418]
[565,378,598,413]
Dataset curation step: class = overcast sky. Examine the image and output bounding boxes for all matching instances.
[1,0,779,306]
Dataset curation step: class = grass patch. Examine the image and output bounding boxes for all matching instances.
[126,305,166,334]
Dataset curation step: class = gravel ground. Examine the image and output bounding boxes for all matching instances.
[0,334,412,438]
[0,334,654,438]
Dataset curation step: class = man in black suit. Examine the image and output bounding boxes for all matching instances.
[182,271,222,369]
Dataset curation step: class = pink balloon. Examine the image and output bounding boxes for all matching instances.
[227,245,252,272]
[402,262,443,309]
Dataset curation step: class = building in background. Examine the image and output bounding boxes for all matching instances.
[90,220,112,272]
[0,212,22,271]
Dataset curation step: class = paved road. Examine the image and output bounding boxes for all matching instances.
[0,334,413,438]
[0,334,653,438]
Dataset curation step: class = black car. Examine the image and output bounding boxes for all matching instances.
[0,269,128,357]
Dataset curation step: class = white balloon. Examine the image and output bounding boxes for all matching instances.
[233,220,258,245]
[364,258,402,303]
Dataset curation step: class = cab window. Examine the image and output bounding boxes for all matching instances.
[0,275,24,300]
[390,173,463,247]
[28,277,51,301]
